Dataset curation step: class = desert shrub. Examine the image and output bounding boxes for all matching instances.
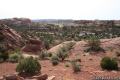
[43,35,53,50]
[47,52,52,57]
[0,52,9,61]
[65,62,70,67]
[14,48,21,53]
[44,40,50,50]
[39,50,53,60]
[71,61,81,73]
[9,53,23,63]
[0,44,8,61]
[66,42,75,50]
[0,33,4,42]
[100,57,118,70]
[0,58,4,63]
[51,55,59,66]
[85,36,104,52]
[65,64,69,67]
[116,51,120,57]
[16,57,41,74]
[57,47,68,61]
[74,58,81,62]
[39,50,48,60]
[0,33,8,57]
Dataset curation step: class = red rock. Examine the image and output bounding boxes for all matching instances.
[33,74,48,80]
[22,39,42,53]
[0,24,23,50]
[4,74,18,80]
[0,76,4,80]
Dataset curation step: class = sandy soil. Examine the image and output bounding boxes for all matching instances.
[0,38,120,80]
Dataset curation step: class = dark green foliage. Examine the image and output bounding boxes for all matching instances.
[71,61,81,73]
[51,55,59,66]
[51,60,59,66]
[9,53,23,63]
[66,42,75,50]
[85,36,104,52]
[57,47,68,61]
[65,62,70,67]
[56,42,75,61]
[74,58,81,62]
[39,50,53,60]
[116,51,120,57]
[0,33,4,42]
[39,50,48,60]
[44,40,50,50]
[41,34,54,50]
[0,52,9,61]
[0,33,8,62]
[47,52,52,57]
[16,57,41,74]
[100,57,118,70]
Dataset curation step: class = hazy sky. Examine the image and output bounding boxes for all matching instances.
[0,0,120,20]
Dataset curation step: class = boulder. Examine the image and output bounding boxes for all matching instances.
[4,74,18,80]
[17,76,24,80]
[47,76,55,80]
[33,74,48,80]
[22,39,42,53]
[25,79,36,80]
[3,74,25,80]
[0,76,4,80]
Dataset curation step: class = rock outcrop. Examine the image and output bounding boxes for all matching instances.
[22,39,42,53]
[1,73,50,80]
[33,74,48,80]
[0,24,23,50]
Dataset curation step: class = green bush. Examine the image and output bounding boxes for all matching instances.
[66,42,75,50]
[74,58,81,62]
[9,53,23,63]
[0,33,4,42]
[0,44,8,61]
[51,55,59,66]
[86,36,104,52]
[39,50,53,60]
[65,63,69,67]
[47,52,52,57]
[57,47,68,61]
[71,61,81,73]
[39,50,48,60]
[0,52,9,61]
[0,58,4,63]
[100,57,118,70]
[116,51,120,57]
[44,40,50,50]
[16,57,41,74]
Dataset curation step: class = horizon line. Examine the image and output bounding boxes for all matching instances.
[0,17,120,20]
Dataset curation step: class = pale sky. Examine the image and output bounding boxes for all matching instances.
[0,0,120,20]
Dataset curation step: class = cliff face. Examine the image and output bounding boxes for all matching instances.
[0,24,24,50]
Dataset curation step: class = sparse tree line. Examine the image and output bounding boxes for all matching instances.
[14,23,120,52]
